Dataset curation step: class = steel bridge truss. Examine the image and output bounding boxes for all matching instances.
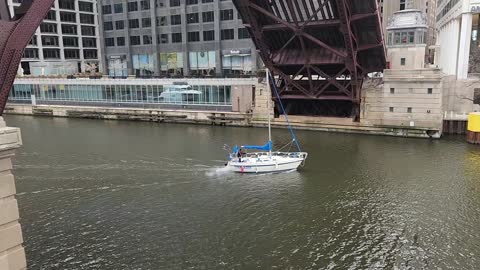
[0,0,55,115]
[233,0,386,119]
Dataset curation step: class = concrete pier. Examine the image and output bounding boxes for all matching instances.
[0,118,26,270]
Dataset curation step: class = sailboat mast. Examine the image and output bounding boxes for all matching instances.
[266,70,272,156]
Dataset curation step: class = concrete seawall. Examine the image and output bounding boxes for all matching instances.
[6,104,440,139]
[5,104,252,127]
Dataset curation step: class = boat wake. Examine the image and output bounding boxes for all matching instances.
[205,165,234,177]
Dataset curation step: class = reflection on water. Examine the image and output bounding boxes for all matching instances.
[6,115,480,269]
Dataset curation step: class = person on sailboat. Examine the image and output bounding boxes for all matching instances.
[237,148,245,162]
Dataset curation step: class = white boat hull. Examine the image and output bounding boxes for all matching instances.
[226,152,307,173]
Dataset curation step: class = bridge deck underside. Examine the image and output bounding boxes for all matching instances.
[234,0,386,118]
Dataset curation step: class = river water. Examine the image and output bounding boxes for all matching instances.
[6,115,480,269]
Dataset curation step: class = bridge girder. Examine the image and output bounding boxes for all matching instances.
[0,0,55,115]
[233,0,386,119]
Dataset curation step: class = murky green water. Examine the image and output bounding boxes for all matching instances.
[6,115,480,269]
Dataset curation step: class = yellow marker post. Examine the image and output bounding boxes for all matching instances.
[467,113,480,132]
[467,112,480,144]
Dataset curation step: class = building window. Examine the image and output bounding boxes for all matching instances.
[143,35,152,44]
[80,14,95,24]
[202,11,214,22]
[130,36,141,45]
[116,20,125,30]
[105,38,115,47]
[407,107,412,113]
[401,58,406,66]
[202,0,213,3]
[203,30,214,41]
[23,48,39,59]
[238,28,250,39]
[41,36,59,47]
[61,24,77,35]
[220,9,234,21]
[129,19,139,28]
[132,54,155,77]
[400,0,406,10]
[171,15,181,25]
[221,29,234,40]
[83,49,98,59]
[389,107,394,112]
[474,89,480,105]
[157,16,167,26]
[82,38,97,48]
[390,88,395,94]
[44,10,56,21]
[160,52,184,76]
[40,23,57,33]
[43,49,60,59]
[158,34,168,44]
[189,51,216,75]
[58,0,75,10]
[187,13,199,24]
[60,11,76,23]
[104,21,113,31]
[187,0,198,5]
[141,0,150,10]
[64,49,79,59]
[142,18,151,28]
[28,36,37,46]
[117,37,125,46]
[81,26,95,36]
[172,32,182,43]
[127,1,138,11]
[102,5,112,14]
[222,50,253,75]
[408,32,415,43]
[170,0,180,7]
[428,88,433,94]
[188,31,200,42]
[79,1,93,12]
[114,3,123,13]
[63,36,78,47]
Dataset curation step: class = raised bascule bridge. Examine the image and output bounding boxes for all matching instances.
[233,0,386,120]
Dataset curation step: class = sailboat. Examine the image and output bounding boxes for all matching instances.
[224,72,308,173]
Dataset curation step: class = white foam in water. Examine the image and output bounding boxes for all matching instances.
[206,165,234,177]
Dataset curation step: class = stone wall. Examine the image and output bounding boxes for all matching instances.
[231,85,255,113]
[387,46,427,70]
[442,75,480,119]
[362,69,444,137]
[0,118,26,270]
[5,104,253,127]
[251,80,273,122]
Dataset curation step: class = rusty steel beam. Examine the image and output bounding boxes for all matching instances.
[280,95,353,101]
[248,2,346,58]
[0,0,55,115]
[261,20,341,31]
[234,0,386,119]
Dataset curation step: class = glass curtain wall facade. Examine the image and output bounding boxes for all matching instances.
[9,83,232,106]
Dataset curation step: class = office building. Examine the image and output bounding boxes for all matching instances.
[98,0,261,77]
[436,0,480,79]
[6,0,102,76]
